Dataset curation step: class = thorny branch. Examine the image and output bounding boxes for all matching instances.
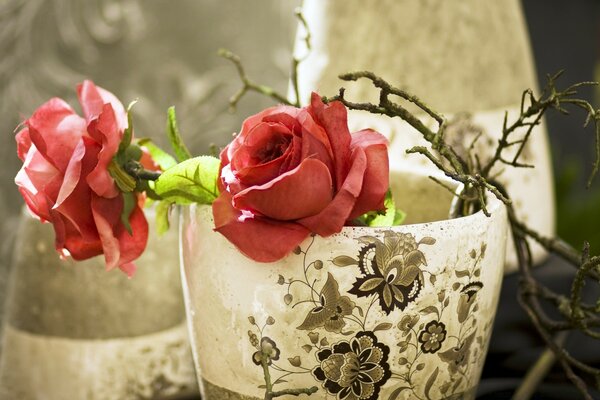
[323,71,600,399]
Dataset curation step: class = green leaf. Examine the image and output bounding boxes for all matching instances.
[120,192,136,235]
[358,189,407,227]
[156,200,174,235]
[393,207,407,225]
[166,106,192,162]
[154,156,220,205]
[137,138,177,171]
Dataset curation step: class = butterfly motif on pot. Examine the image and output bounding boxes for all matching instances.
[297,272,356,333]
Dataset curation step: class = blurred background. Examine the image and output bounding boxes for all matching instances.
[0,0,598,398]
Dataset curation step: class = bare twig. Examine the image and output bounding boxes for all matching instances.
[218,49,293,111]
[290,4,311,106]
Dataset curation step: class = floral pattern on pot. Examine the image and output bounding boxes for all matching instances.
[241,233,494,400]
[348,231,433,314]
[418,321,447,354]
[312,331,391,400]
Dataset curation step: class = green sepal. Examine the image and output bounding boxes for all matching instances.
[156,200,174,235]
[118,99,138,155]
[167,106,192,162]
[137,138,177,171]
[154,156,220,205]
[108,159,136,193]
[124,143,143,162]
[120,191,136,235]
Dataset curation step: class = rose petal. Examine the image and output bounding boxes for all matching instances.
[140,148,161,172]
[307,93,351,191]
[230,122,294,187]
[113,198,148,276]
[86,103,121,198]
[213,191,310,262]
[15,144,61,221]
[225,105,300,163]
[348,129,389,219]
[119,262,137,278]
[278,134,302,174]
[54,137,102,241]
[233,158,333,220]
[27,98,87,171]
[298,147,367,236]
[91,193,148,274]
[262,110,303,132]
[54,138,85,209]
[297,110,335,173]
[15,127,32,161]
[57,212,104,261]
[91,194,123,271]
[77,80,127,132]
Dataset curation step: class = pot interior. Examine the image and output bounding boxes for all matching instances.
[389,168,457,225]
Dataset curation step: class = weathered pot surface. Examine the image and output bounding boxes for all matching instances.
[180,169,508,400]
[0,209,197,400]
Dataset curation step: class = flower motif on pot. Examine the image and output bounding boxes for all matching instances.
[348,231,435,314]
[418,320,447,354]
[457,282,483,323]
[252,337,281,366]
[297,273,356,332]
[398,314,420,332]
[438,331,477,374]
[311,331,391,400]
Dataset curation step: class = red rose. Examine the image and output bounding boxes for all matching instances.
[213,93,389,262]
[14,80,148,276]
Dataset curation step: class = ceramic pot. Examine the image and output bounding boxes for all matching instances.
[293,0,553,272]
[180,169,508,399]
[0,209,197,400]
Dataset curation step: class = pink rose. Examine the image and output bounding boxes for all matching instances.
[213,93,389,262]
[15,80,148,276]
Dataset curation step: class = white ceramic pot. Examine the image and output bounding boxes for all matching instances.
[293,0,554,272]
[0,209,197,400]
[180,170,508,399]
